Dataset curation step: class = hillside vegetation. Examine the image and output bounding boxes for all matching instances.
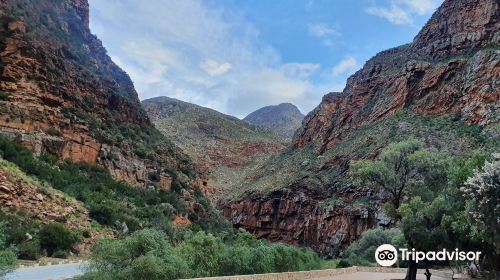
[143,97,286,202]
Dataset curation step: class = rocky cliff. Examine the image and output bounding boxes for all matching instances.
[143,96,285,203]
[0,0,193,188]
[244,103,304,140]
[224,0,500,257]
[293,0,499,152]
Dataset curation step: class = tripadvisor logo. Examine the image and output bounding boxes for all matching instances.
[375,244,482,267]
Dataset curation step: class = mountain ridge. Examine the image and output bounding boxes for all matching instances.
[142,96,286,202]
[223,0,500,257]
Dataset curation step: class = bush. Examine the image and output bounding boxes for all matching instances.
[0,137,227,235]
[0,210,42,260]
[0,249,16,277]
[39,223,79,257]
[17,239,41,260]
[0,224,16,277]
[82,229,321,279]
[52,249,70,259]
[0,91,9,101]
[344,228,406,266]
[336,259,352,268]
[85,229,190,280]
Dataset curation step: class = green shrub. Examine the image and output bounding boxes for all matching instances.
[82,229,321,279]
[336,259,352,268]
[39,223,79,257]
[86,229,190,280]
[52,249,70,259]
[0,210,42,260]
[17,239,41,260]
[0,91,10,101]
[344,228,406,266]
[0,249,16,277]
[0,224,16,277]
[0,137,226,235]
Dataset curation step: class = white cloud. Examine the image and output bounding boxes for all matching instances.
[366,0,441,25]
[366,5,412,25]
[280,63,320,80]
[200,59,232,76]
[308,23,339,37]
[89,0,348,118]
[331,57,358,76]
[308,23,340,47]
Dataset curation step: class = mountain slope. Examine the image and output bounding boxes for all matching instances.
[142,96,285,202]
[244,103,304,139]
[0,0,193,188]
[0,0,227,256]
[223,0,500,257]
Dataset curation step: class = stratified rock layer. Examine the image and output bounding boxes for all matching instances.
[0,0,192,187]
[293,0,499,152]
[224,0,500,256]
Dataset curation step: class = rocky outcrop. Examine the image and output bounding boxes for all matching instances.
[224,0,500,256]
[0,0,192,187]
[244,103,305,140]
[293,0,499,152]
[224,187,382,257]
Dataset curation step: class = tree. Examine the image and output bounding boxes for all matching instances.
[461,154,500,279]
[397,153,489,280]
[350,140,448,216]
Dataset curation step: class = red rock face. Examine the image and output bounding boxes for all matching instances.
[223,187,378,257]
[293,0,499,152]
[0,0,187,186]
[225,0,499,256]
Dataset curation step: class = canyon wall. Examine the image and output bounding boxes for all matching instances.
[224,0,499,256]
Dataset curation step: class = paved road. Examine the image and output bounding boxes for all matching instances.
[313,272,448,280]
[5,263,85,280]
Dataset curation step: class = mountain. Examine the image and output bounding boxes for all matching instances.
[0,0,226,256]
[142,96,285,202]
[0,0,196,187]
[223,0,500,257]
[244,103,304,139]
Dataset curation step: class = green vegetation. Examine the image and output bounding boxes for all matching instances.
[0,209,42,260]
[0,91,10,101]
[0,138,225,234]
[79,229,320,280]
[344,228,406,267]
[343,141,498,279]
[350,140,449,217]
[0,137,231,262]
[230,110,499,198]
[0,223,16,278]
[39,223,80,257]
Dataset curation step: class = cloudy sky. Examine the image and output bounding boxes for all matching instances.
[89,0,443,118]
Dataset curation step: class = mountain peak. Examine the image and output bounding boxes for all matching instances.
[244,103,304,139]
[411,0,499,58]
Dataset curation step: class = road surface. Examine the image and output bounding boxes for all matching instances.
[5,263,85,280]
[313,271,448,280]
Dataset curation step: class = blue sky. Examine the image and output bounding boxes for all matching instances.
[89,0,443,118]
